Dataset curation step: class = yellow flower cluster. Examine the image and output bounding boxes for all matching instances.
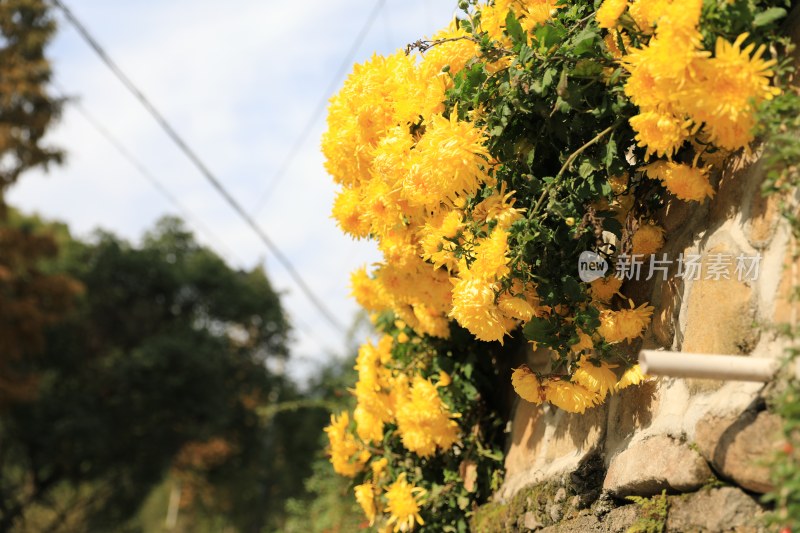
[479,0,561,46]
[347,335,460,457]
[324,334,458,528]
[631,223,665,256]
[326,19,547,346]
[598,0,779,201]
[512,361,648,414]
[512,282,653,414]
[323,411,370,477]
[385,474,426,532]
[396,375,460,457]
[353,474,427,532]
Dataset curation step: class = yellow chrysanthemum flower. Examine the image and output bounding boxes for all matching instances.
[419,25,480,81]
[322,52,418,187]
[402,113,491,208]
[511,365,544,404]
[355,482,378,525]
[597,301,654,343]
[419,210,463,271]
[412,303,451,339]
[471,228,511,280]
[628,0,669,33]
[629,111,692,160]
[570,329,595,355]
[449,277,509,343]
[352,337,395,443]
[331,186,370,238]
[324,411,370,477]
[617,364,649,390]
[363,179,404,236]
[473,185,525,229]
[572,356,618,399]
[596,0,628,29]
[350,266,388,312]
[543,379,599,414]
[520,0,562,32]
[476,0,561,45]
[395,375,460,457]
[643,161,714,202]
[604,31,631,60]
[385,474,426,532]
[354,404,386,444]
[372,457,389,477]
[590,276,622,303]
[631,223,665,256]
[498,293,535,322]
[689,33,781,150]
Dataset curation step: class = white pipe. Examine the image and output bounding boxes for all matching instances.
[638,350,780,382]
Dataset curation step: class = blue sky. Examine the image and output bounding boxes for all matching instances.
[8,1,459,381]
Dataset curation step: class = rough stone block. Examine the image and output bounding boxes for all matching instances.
[499,399,607,500]
[603,435,712,497]
[665,487,766,532]
[681,244,757,355]
[694,410,783,494]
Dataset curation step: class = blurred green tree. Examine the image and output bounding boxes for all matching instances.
[0,217,295,532]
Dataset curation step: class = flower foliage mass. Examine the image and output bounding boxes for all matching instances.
[321,0,790,529]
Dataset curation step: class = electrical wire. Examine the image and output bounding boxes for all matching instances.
[54,84,245,265]
[52,0,347,334]
[249,0,386,214]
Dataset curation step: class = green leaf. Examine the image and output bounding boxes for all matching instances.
[461,380,479,400]
[578,160,597,178]
[505,10,526,45]
[607,67,623,85]
[542,67,557,90]
[523,316,559,345]
[753,7,787,27]
[534,24,565,49]
[562,275,583,301]
[604,137,617,167]
[572,59,603,78]
[556,68,569,96]
[575,305,600,331]
[463,362,474,379]
[571,27,599,56]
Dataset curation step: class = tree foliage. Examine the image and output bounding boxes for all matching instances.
[0,0,77,408]
[0,216,295,532]
[0,0,63,191]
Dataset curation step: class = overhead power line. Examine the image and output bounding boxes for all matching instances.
[52,0,347,334]
[249,0,386,214]
[54,84,244,264]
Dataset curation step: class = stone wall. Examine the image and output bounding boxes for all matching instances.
[474,95,799,533]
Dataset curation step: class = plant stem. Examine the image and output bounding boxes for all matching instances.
[530,122,620,217]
